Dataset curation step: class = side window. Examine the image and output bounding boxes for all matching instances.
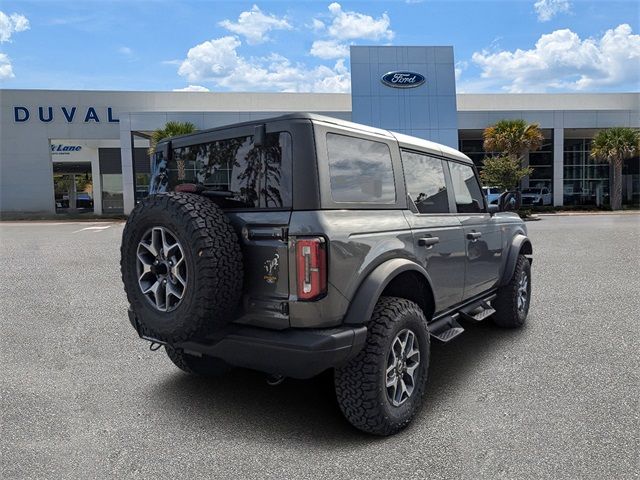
[448,162,485,213]
[401,150,450,213]
[326,133,395,203]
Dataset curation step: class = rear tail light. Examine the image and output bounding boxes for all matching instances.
[295,237,327,301]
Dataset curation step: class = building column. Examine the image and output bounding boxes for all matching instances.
[120,114,135,215]
[553,127,564,206]
[91,151,103,215]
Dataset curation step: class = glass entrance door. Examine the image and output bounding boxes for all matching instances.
[52,162,94,213]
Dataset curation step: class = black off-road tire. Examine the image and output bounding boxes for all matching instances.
[165,346,231,377]
[334,297,430,436]
[492,254,531,328]
[121,192,243,343]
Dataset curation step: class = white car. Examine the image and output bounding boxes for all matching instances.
[521,187,552,206]
[482,187,502,205]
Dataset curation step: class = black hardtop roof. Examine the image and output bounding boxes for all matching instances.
[156,112,472,164]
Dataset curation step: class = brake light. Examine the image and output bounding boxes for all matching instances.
[296,237,327,301]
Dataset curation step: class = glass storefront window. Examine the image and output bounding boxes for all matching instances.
[102,174,124,213]
[459,131,554,194]
[563,138,610,206]
[52,162,94,214]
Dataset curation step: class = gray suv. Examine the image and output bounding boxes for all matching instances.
[121,113,533,436]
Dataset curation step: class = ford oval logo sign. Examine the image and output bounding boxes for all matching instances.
[381,71,426,88]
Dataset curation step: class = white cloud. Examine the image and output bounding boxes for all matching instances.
[471,24,640,92]
[310,39,350,60]
[534,0,571,22]
[0,11,29,43]
[454,60,468,81]
[219,5,291,45]
[324,3,393,41]
[308,3,393,59]
[0,52,14,79]
[173,85,210,92]
[310,18,325,32]
[118,46,133,56]
[177,35,350,92]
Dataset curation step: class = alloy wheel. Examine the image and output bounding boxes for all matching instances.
[385,329,421,407]
[136,226,187,312]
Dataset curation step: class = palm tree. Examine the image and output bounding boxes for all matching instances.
[148,121,196,156]
[483,119,544,162]
[481,119,544,193]
[590,127,640,210]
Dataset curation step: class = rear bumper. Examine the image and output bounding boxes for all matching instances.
[128,309,367,379]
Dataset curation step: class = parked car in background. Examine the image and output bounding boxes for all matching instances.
[521,187,552,206]
[482,186,502,205]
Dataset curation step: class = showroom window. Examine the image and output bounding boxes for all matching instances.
[459,130,554,194]
[99,148,124,214]
[528,132,554,191]
[563,138,610,206]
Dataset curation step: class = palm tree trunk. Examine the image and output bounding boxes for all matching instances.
[611,158,623,210]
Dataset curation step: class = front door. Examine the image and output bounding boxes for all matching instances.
[447,161,503,299]
[401,150,466,312]
[52,162,94,214]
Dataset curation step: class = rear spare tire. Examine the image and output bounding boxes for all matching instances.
[121,192,243,343]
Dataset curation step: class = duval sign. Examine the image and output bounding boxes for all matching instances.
[13,106,119,123]
[381,71,426,88]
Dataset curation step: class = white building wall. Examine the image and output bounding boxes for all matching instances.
[1,89,637,215]
[0,90,351,214]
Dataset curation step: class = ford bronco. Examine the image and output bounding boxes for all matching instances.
[121,113,533,436]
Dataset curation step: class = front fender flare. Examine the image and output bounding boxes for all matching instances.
[499,234,533,287]
[343,258,433,326]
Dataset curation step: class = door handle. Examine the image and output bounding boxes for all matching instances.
[466,231,482,240]
[418,236,440,247]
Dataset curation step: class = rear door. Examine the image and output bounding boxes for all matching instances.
[401,150,466,312]
[447,161,503,299]
[168,124,294,329]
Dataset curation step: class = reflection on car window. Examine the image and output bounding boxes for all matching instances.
[151,132,292,209]
[326,133,395,203]
[401,151,449,213]
[448,162,485,213]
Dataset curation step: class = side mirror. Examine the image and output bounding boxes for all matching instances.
[498,191,521,212]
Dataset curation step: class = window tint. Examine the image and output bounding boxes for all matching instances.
[151,132,291,209]
[401,151,450,213]
[326,133,395,203]
[448,162,485,213]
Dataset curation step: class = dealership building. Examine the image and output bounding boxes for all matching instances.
[1,46,638,216]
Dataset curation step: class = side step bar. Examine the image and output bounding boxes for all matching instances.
[459,298,496,322]
[428,315,465,343]
[428,294,497,343]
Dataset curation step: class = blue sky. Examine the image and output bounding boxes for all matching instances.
[0,0,638,93]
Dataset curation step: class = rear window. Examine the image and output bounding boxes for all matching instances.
[326,133,395,203]
[151,132,292,209]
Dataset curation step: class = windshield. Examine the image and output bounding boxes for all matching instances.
[522,188,540,194]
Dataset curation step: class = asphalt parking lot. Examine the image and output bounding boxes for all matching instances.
[1,214,638,479]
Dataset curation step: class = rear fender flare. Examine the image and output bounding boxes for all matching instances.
[499,234,533,287]
[343,258,434,326]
